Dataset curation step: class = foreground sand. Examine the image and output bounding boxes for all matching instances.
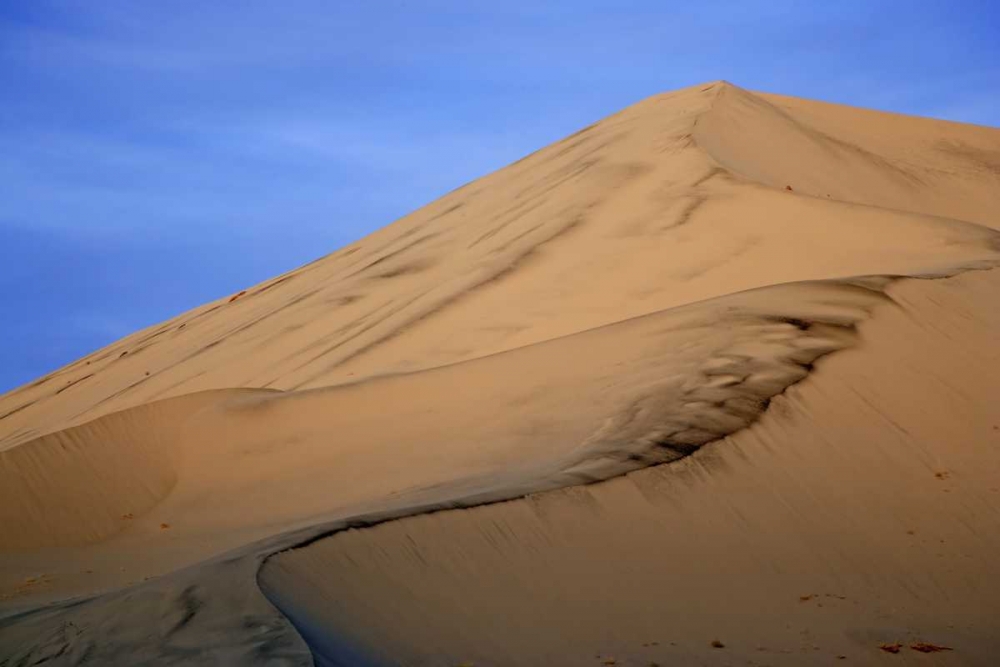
[1,82,999,665]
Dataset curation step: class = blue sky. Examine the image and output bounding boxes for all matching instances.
[1,1,997,393]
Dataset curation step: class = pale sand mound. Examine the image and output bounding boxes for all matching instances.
[1,82,999,665]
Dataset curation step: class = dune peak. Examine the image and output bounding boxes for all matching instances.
[2,82,1000,666]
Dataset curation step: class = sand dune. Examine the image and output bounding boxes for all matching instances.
[2,82,999,665]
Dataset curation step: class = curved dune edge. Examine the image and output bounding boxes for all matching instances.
[258,266,1000,667]
[694,82,1000,226]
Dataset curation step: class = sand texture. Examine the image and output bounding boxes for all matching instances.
[2,82,999,666]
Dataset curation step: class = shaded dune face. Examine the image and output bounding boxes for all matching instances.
[2,82,1000,665]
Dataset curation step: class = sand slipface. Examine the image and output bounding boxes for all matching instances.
[1,82,999,666]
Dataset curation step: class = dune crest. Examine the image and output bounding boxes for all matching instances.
[2,82,999,665]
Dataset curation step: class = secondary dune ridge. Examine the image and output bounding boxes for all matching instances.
[1,82,999,665]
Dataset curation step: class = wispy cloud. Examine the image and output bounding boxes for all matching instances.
[1,0,997,391]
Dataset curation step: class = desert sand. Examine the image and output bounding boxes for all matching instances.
[1,81,999,666]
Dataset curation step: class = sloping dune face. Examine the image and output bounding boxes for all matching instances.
[2,82,999,665]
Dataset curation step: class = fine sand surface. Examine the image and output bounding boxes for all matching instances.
[1,82,999,666]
